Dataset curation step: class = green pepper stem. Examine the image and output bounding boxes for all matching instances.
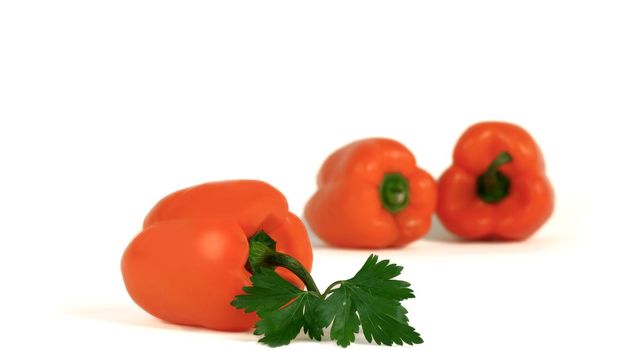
[247,231,323,295]
[266,252,321,295]
[485,152,513,174]
[476,151,513,203]
[379,173,410,213]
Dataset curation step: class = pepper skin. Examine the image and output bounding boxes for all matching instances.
[304,138,437,248]
[121,180,313,331]
[437,122,554,240]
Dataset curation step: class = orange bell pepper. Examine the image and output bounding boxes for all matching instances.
[305,138,437,248]
[121,180,313,331]
[437,122,554,240]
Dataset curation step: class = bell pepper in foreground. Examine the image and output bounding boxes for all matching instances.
[305,138,437,248]
[437,122,554,240]
[121,180,313,331]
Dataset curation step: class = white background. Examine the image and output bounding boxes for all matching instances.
[1,1,635,349]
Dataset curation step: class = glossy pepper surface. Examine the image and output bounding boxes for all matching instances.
[121,180,313,331]
[437,122,554,240]
[305,138,437,248]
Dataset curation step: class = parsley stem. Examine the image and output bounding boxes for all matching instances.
[266,252,321,295]
[322,280,343,297]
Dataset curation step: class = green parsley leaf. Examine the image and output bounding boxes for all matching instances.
[232,269,326,346]
[349,254,415,301]
[320,255,423,347]
[255,292,325,346]
[318,287,360,347]
[302,291,326,341]
[231,268,300,313]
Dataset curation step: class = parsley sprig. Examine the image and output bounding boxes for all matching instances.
[232,232,423,347]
